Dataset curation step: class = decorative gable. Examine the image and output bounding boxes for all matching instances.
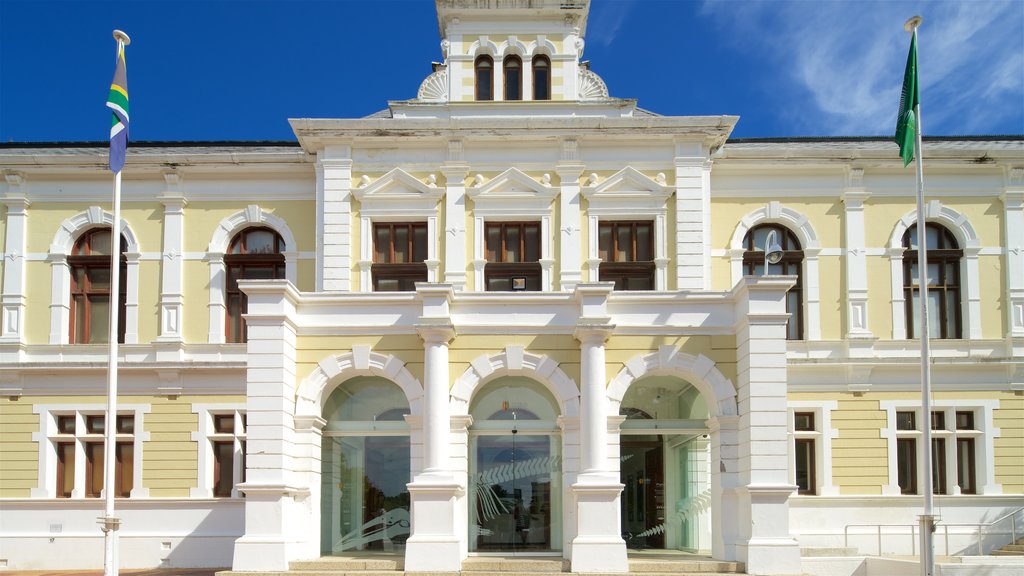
[354,168,443,212]
[583,166,670,203]
[469,167,556,202]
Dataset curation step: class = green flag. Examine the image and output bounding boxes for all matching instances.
[895,33,919,167]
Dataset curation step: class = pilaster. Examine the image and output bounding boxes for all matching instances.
[442,140,469,290]
[732,276,802,575]
[318,145,353,292]
[842,172,873,339]
[674,140,712,290]
[232,280,307,571]
[558,139,585,291]
[1003,167,1024,337]
[156,174,186,345]
[1,176,29,344]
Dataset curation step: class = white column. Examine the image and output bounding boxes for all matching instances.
[558,139,584,291]
[675,140,711,290]
[709,415,741,562]
[406,284,462,573]
[1,180,29,344]
[48,252,70,345]
[442,142,469,290]
[571,283,627,574]
[1003,178,1024,337]
[842,176,873,339]
[319,145,353,292]
[888,247,907,339]
[157,180,186,344]
[231,279,305,571]
[732,276,802,575]
[207,252,226,343]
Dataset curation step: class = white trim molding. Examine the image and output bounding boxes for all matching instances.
[467,168,557,291]
[787,401,840,496]
[879,399,1001,496]
[206,205,298,344]
[729,201,822,340]
[31,403,151,499]
[1001,183,1024,337]
[190,404,247,498]
[353,168,443,291]
[582,167,672,290]
[47,207,141,345]
[450,345,580,418]
[296,346,425,419]
[1,183,30,343]
[886,201,982,340]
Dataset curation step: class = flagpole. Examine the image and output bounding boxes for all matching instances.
[904,15,936,576]
[102,29,130,576]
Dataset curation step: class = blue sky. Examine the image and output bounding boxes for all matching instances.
[1,0,1021,142]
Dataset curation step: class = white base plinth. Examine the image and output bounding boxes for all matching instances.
[570,475,628,573]
[404,473,465,572]
[232,537,291,571]
[739,537,803,576]
[570,537,629,573]
[404,537,462,572]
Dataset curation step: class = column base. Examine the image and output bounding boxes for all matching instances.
[405,473,465,572]
[737,537,802,576]
[570,476,627,573]
[232,537,293,571]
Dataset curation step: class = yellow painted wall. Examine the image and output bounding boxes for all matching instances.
[143,397,200,498]
[0,398,38,497]
[994,395,1024,494]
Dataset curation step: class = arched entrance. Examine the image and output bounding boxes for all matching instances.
[320,376,412,555]
[618,375,710,552]
[468,376,562,555]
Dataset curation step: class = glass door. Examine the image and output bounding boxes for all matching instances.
[470,431,561,553]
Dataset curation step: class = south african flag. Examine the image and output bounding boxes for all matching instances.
[107,41,129,173]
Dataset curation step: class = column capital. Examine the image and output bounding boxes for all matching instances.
[416,322,456,344]
[574,322,614,344]
[440,163,470,181]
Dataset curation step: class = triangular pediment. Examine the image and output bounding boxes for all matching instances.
[469,167,556,199]
[584,167,670,199]
[354,168,442,200]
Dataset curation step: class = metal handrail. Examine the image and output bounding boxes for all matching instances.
[844,506,1023,556]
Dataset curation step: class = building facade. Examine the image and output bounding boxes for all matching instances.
[1,2,1022,575]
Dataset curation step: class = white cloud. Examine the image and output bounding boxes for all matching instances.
[589,0,638,47]
[700,0,1024,135]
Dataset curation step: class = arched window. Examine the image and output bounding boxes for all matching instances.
[902,223,962,339]
[69,228,126,344]
[225,227,285,343]
[475,55,493,101]
[503,55,522,100]
[532,55,550,100]
[743,223,803,340]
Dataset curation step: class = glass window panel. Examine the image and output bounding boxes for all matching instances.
[322,376,411,424]
[117,442,133,497]
[244,266,276,280]
[214,414,235,434]
[927,291,942,338]
[625,276,652,291]
[486,225,501,261]
[931,438,947,494]
[910,292,921,336]
[89,296,110,343]
[598,225,611,261]
[926,264,940,286]
[956,438,976,494]
[945,290,958,337]
[412,225,428,262]
[794,412,814,431]
[955,411,974,430]
[87,442,104,497]
[795,439,814,494]
[58,416,76,434]
[91,231,112,255]
[909,263,919,284]
[74,296,87,343]
[488,277,511,291]
[505,57,521,100]
[374,226,389,263]
[245,230,276,254]
[636,224,652,261]
[116,415,134,434]
[88,267,111,291]
[930,411,945,430]
[524,225,539,262]
[533,57,550,100]
[394,226,409,263]
[896,411,916,430]
[506,227,520,262]
[925,225,939,249]
[616,225,630,261]
[227,294,243,343]
[58,442,75,497]
[72,267,85,290]
[87,415,105,434]
[751,227,770,251]
[767,262,783,275]
[213,441,234,497]
[897,438,917,494]
[376,278,399,292]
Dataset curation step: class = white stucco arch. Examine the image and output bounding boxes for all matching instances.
[498,37,528,57]
[450,345,579,417]
[886,201,982,339]
[528,37,557,57]
[728,201,822,340]
[606,346,737,418]
[295,346,424,419]
[468,37,498,57]
[47,206,141,344]
[206,204,298,343]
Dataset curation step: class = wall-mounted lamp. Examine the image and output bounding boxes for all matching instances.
[763,229,783,274]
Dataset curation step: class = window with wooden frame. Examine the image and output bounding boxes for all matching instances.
[225,227,286,343]
[598,221,655,290]
[484,222,541,291]
[503,55,522,100]
[372,222,428,292]
[532,55,551,100]
[793,412,816,495]
[69,228,126,344]
[903,223,962,339]
[475,55,494,101]
[742,223,804,339]
[211,412,246,497]
[80,414,134,498]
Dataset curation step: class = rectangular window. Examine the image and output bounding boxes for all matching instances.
[897,438,917,494]
[116,442,133,497]
[955,411,975,430]
[86,441,104,498]
[896,411,916,431]
[794,438,815,495]
[931,438,947,495]
[484,222,542,291]
[598,221,655,290]
[56,442,75,498]
[956,438,976,494]
[57,415,76,434]
[213,441,235,497]
[794,412,814,432]
[372,223,428,292]
[930,411,945,430]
